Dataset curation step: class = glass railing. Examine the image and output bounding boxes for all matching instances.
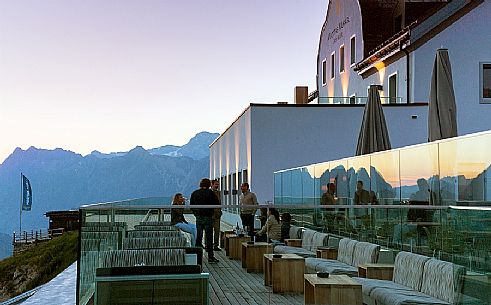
[77,201,491,305]
[273,130,491,304]
[317,96,403,104]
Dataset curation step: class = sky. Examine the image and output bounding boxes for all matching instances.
[0,0,327,163]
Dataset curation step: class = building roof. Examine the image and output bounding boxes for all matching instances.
[354,0,483,74]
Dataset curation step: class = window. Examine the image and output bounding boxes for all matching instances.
[322,59,327,86]
[350,36,356,65]
[481,62,491,103]
[339,45,345,73]
[330,52,335,79]
[388,73,397,104]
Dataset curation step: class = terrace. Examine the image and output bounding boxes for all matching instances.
[77,131,491,305]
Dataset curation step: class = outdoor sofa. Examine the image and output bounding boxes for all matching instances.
[273,227,340,258]
[305,238,380,276]
[353,251,473,305]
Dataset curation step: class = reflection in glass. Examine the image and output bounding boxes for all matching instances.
[439,133,491,206]
[303,166,315,205]
[370,150,400,205]
[281,171,292,204]
[291,169,302,205]
[274,173,282,204]
[400,144,439,205]
[314,162,330,204]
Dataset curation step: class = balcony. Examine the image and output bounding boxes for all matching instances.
[317,96,403,104]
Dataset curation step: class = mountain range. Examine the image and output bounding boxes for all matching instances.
[0,131,218,258]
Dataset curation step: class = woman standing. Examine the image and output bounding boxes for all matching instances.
[255,208,281,242]
[171,193,197,246]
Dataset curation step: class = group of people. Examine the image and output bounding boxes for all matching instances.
[170,178,292,264]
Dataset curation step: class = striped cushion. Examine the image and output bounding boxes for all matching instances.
[289,226,303,239]
[351,242,380,267]
[352,277,413,299]
[99,249,186,267]
[301,229,317,252]
[337,238,358,265]
[420,259,465,304]
[305,257,358,276]
[310,232,329,251]
[370,287,450,305]
[393,251,430,291]
[273,245,316,258]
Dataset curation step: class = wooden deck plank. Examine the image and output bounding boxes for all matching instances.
[203,249,303,305]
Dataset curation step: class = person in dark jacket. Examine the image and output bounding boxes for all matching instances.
[190,178,220,263]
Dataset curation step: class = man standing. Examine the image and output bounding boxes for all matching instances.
[239,182,258,238]
[211,179,222,251]
[190,178,220,263]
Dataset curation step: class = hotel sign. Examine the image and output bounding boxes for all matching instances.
[327,16,350,44]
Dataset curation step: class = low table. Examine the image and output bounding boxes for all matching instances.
[304,274,362,305]
[316,247,337,260]
[263,253,305,293]
[284,238,302,247]
[241,242,273,272]
[226,234,250,260]
[220,230,234,249]
[357,263,394,280]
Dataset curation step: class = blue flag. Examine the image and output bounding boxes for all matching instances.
[22,174,32,211]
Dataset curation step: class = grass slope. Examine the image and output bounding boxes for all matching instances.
[0,231,78,301]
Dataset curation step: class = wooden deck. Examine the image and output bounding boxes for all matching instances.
[203,249,303,305]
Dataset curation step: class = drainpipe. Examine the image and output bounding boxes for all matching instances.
[400,39,410,104]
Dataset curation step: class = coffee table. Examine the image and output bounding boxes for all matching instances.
[241,242,273,272]
[226,235,250,260]
[304,274,362,305]
[357,263,394,280]
[263,253,305,293]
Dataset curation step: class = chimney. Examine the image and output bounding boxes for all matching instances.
[294,86,308,104]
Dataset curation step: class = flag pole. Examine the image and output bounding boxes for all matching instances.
[20,173,22,235]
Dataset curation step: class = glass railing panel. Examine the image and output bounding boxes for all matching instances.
[370,149,401,205]
[291,168,303,205]
[329,159,349,204]
[273,172,282,204]
[439,132,491,206]
[281,170,292,205]
[314,161,330,204]
[400,143,440,205]
[302,166,315,205]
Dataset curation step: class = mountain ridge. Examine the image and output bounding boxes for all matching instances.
[0,131,219,254]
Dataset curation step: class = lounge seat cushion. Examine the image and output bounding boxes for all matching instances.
[304,257,358,276]
[301,229,317,252]
[289,226,303,239]
[369,287,450,305]
[420,258,465,304]
[274,245,316,258]
[352,277,413,299]
[337,238,358,265]
[392,251,430,291]
[309,232,329,251]
[351,241,380,267]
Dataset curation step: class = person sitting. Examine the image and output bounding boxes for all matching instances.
[255,208,281,242]
[171,193,197,246]
[280,212,292,242]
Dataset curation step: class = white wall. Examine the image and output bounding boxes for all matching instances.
[249,104,428,203]
[412,1,491,135]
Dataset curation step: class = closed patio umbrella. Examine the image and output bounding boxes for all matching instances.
[428,48,458,141]
[356,85,392,156]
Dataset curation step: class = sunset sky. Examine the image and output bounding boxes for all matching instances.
[0,0,327,163]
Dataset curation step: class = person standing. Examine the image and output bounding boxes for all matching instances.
[239,182,258,238]
[211,179,222,251]
[171,193,197,246]
[190,178,220,263]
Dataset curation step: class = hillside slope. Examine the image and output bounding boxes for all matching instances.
[0,231,78,302]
